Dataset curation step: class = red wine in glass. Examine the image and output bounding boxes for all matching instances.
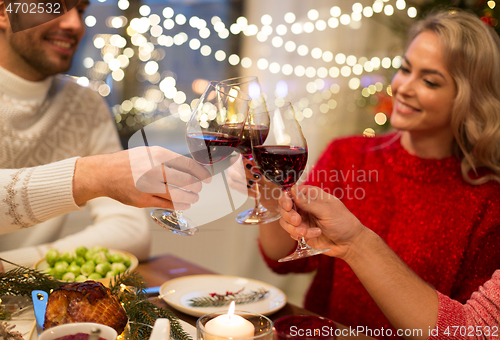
[252,145,307,188]
[218,76,280,225]
[250,103,329,262]
[186,131,240,165]
[222,123,270,156]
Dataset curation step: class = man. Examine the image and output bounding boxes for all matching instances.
[0,0,210,271]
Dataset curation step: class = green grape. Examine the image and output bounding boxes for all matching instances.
[53,261,69,278]
[88,273,103,280]
[54,261,69,271]
[43,246,133,283]
[90,245,108,253]
[95,262,111,276]
[81,260,96,276]
[92,251,108,264]
[84,250,95,261]
[75,246,88,258]
[62,272,76,282]
[75,275,87,282]
[45,249,59,267]
[68,263,81,276]
[74,256,86,266]
[111,262,127,273]
[108,253,124,263]
[105,269,120,278]
[60,251,75,264]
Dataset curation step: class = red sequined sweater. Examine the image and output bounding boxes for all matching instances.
[261,133,500,339]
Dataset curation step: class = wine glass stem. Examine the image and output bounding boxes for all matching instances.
[253,183,264,210]
[172,210,187,227]
[283,187,310,249]
[245,155,267,214]
[297,237,311,250]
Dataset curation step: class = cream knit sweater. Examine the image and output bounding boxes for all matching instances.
[0,66,150,270]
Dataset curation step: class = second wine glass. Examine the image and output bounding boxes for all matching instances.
[151,82,249,235]
[218,76,280,225]
[250,103,330,262]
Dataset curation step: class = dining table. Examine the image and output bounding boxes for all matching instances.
[136,254,374,339]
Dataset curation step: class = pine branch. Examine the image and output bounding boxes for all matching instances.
[0,258,60,296]
[188,288,270,307]
[0,322,24,340]
[122,296,192,340]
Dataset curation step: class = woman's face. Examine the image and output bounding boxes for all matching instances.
[390,31,457,135]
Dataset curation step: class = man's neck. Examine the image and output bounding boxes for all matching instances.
[0,63,53,102]
[0,59,46,82]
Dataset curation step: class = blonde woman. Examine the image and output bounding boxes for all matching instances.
[258,10,500,338]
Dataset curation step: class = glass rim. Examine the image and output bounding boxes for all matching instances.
[250,102,293,116]
[216,76,259,87]
[196,310,273,339]
[203,81,251,101]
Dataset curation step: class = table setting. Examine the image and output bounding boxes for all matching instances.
[1,251,374,340]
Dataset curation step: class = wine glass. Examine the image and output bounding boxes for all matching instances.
[250,103,330,262]
[150,82,250,236]
[217,76,280,225]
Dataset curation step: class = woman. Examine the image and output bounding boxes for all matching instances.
[258,10,500,338]
[278,185,500,340]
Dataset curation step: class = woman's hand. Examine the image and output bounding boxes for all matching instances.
[278,185,367,259]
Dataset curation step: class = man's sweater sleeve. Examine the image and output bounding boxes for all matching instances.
[0,157,83,235]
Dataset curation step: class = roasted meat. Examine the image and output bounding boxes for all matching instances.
[44,281,128,334]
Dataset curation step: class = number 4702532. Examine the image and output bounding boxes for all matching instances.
[5,2,62,15]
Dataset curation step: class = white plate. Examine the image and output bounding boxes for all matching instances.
[178,320,196,339]
[159,275,286,317]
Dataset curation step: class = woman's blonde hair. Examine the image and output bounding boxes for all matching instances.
[408,10,500,185]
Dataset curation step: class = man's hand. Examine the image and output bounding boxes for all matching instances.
[278,185,366,259]
[73,146,212,210]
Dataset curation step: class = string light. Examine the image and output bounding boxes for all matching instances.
[86,1,420,133]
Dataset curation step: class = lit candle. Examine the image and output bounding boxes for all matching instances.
[205,302,255,339]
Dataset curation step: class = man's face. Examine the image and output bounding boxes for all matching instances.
[3,0,89,79]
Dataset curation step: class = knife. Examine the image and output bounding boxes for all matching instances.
[31,290,48,336]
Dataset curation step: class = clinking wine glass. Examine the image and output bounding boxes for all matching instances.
[217,76,280,225]
[250,103,330,262]
[150,82,250,236]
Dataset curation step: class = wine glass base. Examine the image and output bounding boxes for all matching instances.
[278,247,329,263]
[150,209,198,236]
[236,207,281,225]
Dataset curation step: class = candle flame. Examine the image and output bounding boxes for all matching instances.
[228,301,236,319]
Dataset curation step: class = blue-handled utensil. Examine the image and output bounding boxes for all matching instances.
[31,290,48,336]
[144,286,160,294]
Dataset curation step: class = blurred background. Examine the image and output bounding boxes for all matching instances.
[63,0,499,305]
